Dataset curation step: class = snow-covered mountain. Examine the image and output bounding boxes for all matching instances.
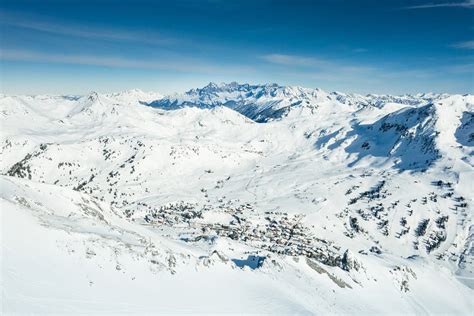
[1,83,473,314]
[150,82,451,122]
[149,82,332,122]
[106,88,163,104]
[331,91,450,108]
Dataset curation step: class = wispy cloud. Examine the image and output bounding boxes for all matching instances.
[259,52,469,94]
[261,53,375,73]
[445,63,474,73]
[450,40,474,49]
[0,11,179,46]
[0,48,253,74]
[403,0,474,9]
[260,54,328,67]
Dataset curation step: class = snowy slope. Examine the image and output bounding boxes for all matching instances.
[1,83,473,314]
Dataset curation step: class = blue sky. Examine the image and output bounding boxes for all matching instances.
[0,0,473,95]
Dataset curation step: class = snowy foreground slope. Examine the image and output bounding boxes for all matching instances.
[1,84,473,314]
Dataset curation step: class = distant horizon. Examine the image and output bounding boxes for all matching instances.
[1,0,473,95]
[1,80,472,97]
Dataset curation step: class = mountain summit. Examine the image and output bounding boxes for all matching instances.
[150,82,450,122]
[149,82,331,122]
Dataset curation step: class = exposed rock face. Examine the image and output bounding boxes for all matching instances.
[340,249,361,272]
[150,82,330,122]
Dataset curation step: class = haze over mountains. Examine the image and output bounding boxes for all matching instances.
[1,82,473,314]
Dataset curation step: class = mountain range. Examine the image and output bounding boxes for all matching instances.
[1,82,473,314]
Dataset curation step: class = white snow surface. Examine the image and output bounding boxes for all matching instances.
[1,83,473,314]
